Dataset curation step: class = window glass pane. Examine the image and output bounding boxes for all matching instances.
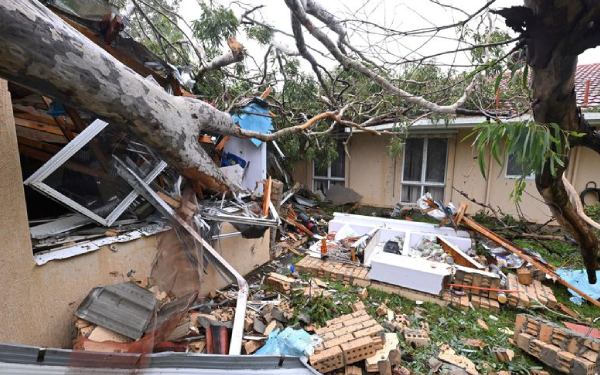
[506,153,526,176]
[425,138,448,183]
[330,142,345,178]
[402,138,423,182]
[425,186,444,202]
[43,125,161,218]
[314,162,328,177]
[313,179,328,192]
[401,185,421,203]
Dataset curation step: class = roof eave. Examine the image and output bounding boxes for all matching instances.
[349,112,600,133]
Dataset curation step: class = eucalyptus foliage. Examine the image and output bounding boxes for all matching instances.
[467,120,584,201]
[192,2,238,49]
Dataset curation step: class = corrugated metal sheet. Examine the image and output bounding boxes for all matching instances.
[75,282,158,340]
[0,343,320,374]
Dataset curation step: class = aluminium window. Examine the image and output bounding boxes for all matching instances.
[24,120,167,227]
[313,142,345,192]
[505,153,535,179]
[401,137,449,203]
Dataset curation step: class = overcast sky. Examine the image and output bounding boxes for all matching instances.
[178,0,600,70]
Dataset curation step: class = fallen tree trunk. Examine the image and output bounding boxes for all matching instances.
[0,1,240,193]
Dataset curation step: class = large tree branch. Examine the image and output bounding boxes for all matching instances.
[197,37,245,74]
[283,0,481,115]
[0,1,240,194]
[235,110,385,142]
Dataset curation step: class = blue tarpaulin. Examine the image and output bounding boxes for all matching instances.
[556,268,600,305]
[231,98,273,147]
[254,328,317,357]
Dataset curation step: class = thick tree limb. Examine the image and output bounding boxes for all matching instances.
[504,1,600,283]
[0,1,239,194]
[198,37,245,74]
[235,111,383,141]
[283,0,480,115]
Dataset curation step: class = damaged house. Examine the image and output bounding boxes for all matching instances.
[293,63,600,223]
[0,1,274,351]
[4,1,600,375]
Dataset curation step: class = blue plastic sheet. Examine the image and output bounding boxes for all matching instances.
[556,268,600,305]
[254,328,315,357]
[221,152,247,168]
[231,98,273,147]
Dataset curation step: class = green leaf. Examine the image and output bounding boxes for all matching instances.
[466,59,497,79]
[494,70,504,94]
[478,147,487,178]
[522,63,529,90]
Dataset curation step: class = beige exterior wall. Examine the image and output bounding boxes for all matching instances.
[201,224,271,293]
[346,134,403,207]
[570,146,600,204]
[293,128,568,222]
[449,130,553,222]
[0,80,271,349]
[291,156,310,188]
[0,80,162,349]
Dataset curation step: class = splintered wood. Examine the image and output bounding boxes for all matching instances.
[310,310,384,373]
[514,314,598,375]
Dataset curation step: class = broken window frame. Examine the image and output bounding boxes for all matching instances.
[23,119,167,227]
[401,137,449,203]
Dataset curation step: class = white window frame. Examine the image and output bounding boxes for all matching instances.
[24,119,167,227]
[401,137,449,203]
[505,153,535,179]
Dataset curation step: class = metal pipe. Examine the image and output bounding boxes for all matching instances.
[206,327,214,354]
[115,159,249,355]
[219,326,229,354]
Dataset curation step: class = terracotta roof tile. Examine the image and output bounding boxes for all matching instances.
[575,63,600,107]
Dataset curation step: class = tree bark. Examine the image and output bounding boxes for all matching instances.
[0,1,240,193]
[507,0,600,283]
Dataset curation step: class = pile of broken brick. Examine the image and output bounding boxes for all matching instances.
[68,261,600,375]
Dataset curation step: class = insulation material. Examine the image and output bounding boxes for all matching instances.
[151,229,203,299]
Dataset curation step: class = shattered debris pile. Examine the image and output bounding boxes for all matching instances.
[310,310,385,373]
[73,280,200,354]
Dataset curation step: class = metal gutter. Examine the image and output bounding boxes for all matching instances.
[114,159,249,355]
[0,342,319,374]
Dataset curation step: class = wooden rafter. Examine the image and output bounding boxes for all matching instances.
[41,96,75,141]
[14,117,76,137]
[18,144,109,181]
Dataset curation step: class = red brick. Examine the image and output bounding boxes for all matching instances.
[353,324,384,338]
[310,345,344,373]
[343,314,371,327]
[340,336,383,365]
[324,333,354,349]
